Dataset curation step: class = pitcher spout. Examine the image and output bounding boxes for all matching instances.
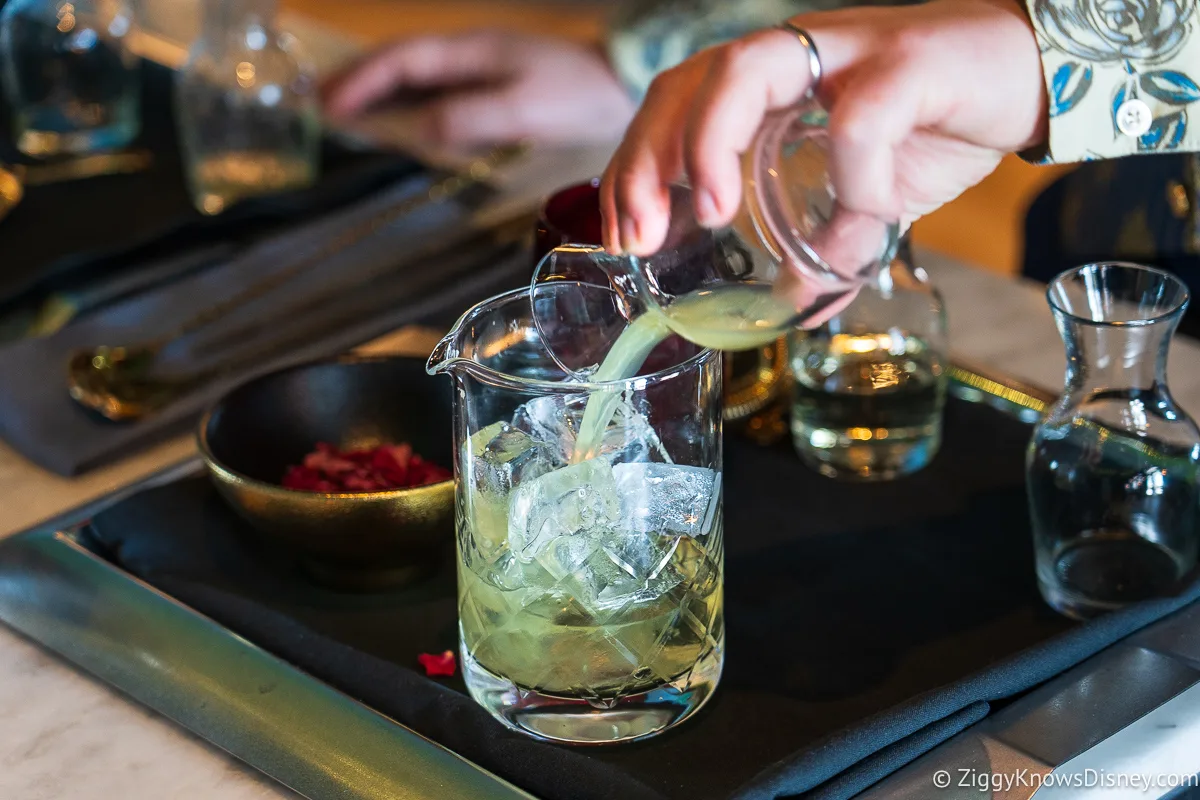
[425,288,547,388]
[426,327,459,377]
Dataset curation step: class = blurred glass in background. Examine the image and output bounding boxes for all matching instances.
[175,0,318,215]
[0,0,141,157]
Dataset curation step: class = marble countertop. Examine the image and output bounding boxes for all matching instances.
[5,251,1200,799]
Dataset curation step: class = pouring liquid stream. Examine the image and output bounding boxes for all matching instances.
[571,283,798,462]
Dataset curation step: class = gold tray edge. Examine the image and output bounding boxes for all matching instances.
[947,359,1055,416]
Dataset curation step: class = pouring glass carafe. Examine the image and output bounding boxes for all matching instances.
[532,98,901,377]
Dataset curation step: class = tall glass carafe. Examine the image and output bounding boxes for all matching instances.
[0,0,140,156]
[1028,263,1200,619]
[428,285,724,744]
[531,100,901,377]
[789,238,948,480]
[174,0,319,215]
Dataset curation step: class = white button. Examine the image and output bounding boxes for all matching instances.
[1116,99,1153,137]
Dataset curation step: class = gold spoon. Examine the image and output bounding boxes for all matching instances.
[0,150,154,222]
[67,143,527,422]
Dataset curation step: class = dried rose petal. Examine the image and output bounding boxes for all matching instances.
[282,442,451,493]
[417,650,456,677]
[387,443,413,470]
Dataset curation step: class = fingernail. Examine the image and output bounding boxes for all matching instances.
[620,216,640,254]
[604,231,624,255]
[696,189,719,226]
[603,230,623,255]
[600,209,622,254]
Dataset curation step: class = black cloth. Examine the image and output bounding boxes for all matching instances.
[0,185,522,477]
[86,397,1200,799]
[0,61,422,316]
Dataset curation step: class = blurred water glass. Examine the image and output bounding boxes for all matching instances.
[0,0,141,157]
[174,0,318,215]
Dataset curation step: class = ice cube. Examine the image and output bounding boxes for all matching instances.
[469,421,508,458]
[463,488,509,558]
[613,463,720,538]
[463,422,555,560]
[596,402,672,466]
[511,393,672,466]
[485,550,528,592]
[511,394,585,465]
[470,422,554,495]
[584,464,721,613]
[507,458,621,577]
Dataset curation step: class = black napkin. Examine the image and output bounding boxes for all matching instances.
[0,179,526,477]
[0,61,422,319]
[86,397,1200,799]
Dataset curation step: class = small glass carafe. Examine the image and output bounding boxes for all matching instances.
[0,0,141,157]
[1028,262,1200,619]
[174,0,319,215]
[789,238,948,480]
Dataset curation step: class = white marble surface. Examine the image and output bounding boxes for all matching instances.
[0,634,297,800]
[925,251,1200,403]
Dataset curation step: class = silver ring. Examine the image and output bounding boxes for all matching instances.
[777,22,822,96]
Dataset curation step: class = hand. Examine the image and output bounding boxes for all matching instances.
[323,30,637,146]
[600,0,1048,256]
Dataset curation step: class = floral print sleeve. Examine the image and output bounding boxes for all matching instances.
[1028,0,1200,161]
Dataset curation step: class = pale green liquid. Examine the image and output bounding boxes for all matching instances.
[572,284,794,461]
[661,284,796,351]
[459,533,723,696]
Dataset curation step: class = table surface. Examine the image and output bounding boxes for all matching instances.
[6,9,1200,800]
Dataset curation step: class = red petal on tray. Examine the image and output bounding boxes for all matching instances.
[418,650,457,677]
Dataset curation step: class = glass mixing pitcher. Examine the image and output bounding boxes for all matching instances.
[532,98,901,376]
[427,285,724,744]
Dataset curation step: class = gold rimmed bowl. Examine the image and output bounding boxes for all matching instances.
[198,355,455,591]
